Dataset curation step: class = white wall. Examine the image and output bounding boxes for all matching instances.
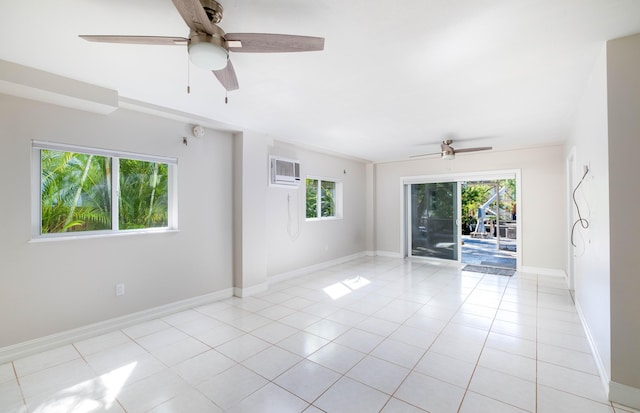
[607,33,640,397]
[0,94,234,347]
[566,44,612,383]
[374,146,567,270]
[266,141,368,277]
[233,131,268,293]
[568,33,640,408]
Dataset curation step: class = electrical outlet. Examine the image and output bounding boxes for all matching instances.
[115,283,125,297]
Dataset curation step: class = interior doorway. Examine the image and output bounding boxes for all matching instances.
[460,179,517,269]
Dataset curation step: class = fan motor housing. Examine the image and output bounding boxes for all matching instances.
[189,29,228,51]
[201,0,223,23]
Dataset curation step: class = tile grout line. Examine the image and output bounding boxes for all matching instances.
[11,360,29,411]
[535,273,539,413]
[289,260,445,412]
[301,260,420,412]
[455,271,515,413]
[370,263,458,412]
[11,258,612,413]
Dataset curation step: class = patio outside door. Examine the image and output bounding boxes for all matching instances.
[409,182,459,261]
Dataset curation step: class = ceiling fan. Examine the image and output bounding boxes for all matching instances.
[411,139,492,160]
[79,0,325,92]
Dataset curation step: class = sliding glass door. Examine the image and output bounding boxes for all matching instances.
[408,182,459,260]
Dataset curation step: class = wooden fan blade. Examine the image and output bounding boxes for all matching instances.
[454,146,492,154]
[79,35,188,45]
[226,33,324,53]
[171,0,215,35]
[213,60,239,91]
[410,152,441,158]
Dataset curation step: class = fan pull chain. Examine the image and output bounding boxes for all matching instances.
[225,92,228,104]
[187,58,191,94]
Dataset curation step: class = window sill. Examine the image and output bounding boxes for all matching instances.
[305,217,343,222]
[29,228,180,243]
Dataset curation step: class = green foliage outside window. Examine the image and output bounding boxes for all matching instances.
[320,180,336,217]
[40,149,169,234]
[306,179,318,218]
[461,184,491,218]
[41,150,112,233]
[119,159,168,229]
[306,178,337,219]
[460,180,516,231]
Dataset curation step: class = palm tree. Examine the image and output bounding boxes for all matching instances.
[41,150,111,233]
[119,159,168,229]
[320,181,336,217]
[306,179,318,218]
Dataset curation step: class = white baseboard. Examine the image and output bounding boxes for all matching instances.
[610,381,640,410]
[0,288,233,364]
[375,250,403,258]
[519,266,567,277]
[575,299,611,400]
[268,251,367,285]
[411,256,460,267]
[234,283,269,298]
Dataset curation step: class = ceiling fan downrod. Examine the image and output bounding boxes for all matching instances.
[201,0,223,23]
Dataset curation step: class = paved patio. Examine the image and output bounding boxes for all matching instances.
[461,235,517,269]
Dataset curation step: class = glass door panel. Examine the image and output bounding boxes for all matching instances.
[410,182,459,260]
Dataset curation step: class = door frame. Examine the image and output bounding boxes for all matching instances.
[400,169,522,271]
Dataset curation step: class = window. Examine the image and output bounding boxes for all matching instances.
[306,177,342,219]
[34,141,177,238]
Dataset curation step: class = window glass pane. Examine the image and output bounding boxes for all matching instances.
[306,179,318,218]
[410,182,458,260]
[41,149,112,233]
[119,159,169,229]
[320,180,336,217]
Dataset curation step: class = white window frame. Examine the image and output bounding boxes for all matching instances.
[31,141,178,240]
[305,176,343,221]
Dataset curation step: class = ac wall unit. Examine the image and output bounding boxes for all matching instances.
[270,156,301,186]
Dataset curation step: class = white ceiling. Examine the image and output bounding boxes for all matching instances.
[1,0,640,162]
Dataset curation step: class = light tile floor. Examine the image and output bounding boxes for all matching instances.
[2,257,638,413]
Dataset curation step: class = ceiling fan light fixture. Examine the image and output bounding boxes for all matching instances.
[188,33,228,70]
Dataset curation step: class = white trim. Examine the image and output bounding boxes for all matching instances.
[399,169,522,271]
[401,169,518,185]
[304,176,343,220]
[375,250,403,258]
[268,252,367,284]
[0,289,233,364]
[29,229,180,243]
[33,140,177,165]
[119,97,239,134]
[305,216,343,222]
[0,59,119,115]
[514,169,523,272]
[234,283,269,298]
[32,142,178,239]
[610,382,640,411]
[519,266,567,277]
[575,299,612,401]
[112,155,121,230]
[410,255,462,268]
